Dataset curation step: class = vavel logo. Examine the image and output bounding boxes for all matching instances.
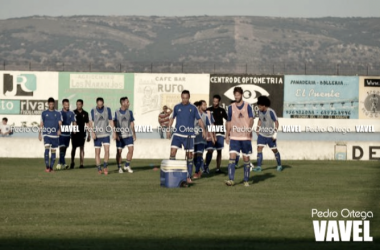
[3,73,37,97]
[312,209,373,242]
[224,84,270,104]
[364,79,380,87]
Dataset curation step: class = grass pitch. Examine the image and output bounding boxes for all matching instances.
[0,158,379,250]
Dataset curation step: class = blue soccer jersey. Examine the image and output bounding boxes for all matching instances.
[60,110,76,137]
[210,115,215,124]
[41,109,62,138]
[172,102,201,138]
[194,112,211,145]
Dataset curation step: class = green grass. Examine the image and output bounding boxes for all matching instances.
[0,158,379,250]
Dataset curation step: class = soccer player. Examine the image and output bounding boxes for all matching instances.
[253,96,282,172]
[38,97,62,172]
[225,87,254,187]
[168,90,207,183]
[90,97,114,175]
[205,94,228,174]
[115,96,136,174]
[192,101,201,167]
[70,99,90,169]
[193,100,215,179]
[57,99,76,170]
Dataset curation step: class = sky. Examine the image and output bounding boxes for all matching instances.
[0,0,379,19]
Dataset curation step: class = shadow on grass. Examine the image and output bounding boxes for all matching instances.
[133,166,159,172]
[66,164,157,171]
[107,166,161,174]
[0,238,378,250]
[263,164,292,171]
[199,168,229,179]
[252,173,276,184]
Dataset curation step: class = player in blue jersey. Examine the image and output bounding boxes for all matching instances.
[57,99,76,170]
[38,97,62,172]
[253,96,282,172]
[90,97,114,175]
[168,90,207,184]
[193,100,215,179]
[115,96,136,174]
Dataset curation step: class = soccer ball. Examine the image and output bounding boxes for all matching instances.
[56,164,62,170]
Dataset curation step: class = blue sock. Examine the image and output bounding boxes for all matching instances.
[257,152,263,167]
[103,162,108,169]
[235,155,240,166]
[62,148,67,165]
[125,160,130,167]
[200,158,205,172]
[44,149,49,168]
[275,152,282,166]
[50,152,56,169]
[205,152,212,169]
[195,156,202,173]
[227,159,236,180]
[187,159,193,178]
[97,165,102,171]
[244,161,250,182]
[59,148,65,165]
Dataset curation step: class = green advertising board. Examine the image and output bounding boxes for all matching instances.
[58,73,134,113]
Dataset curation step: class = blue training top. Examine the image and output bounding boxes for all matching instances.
[41,109,62,138]
[172,102,201,138]
[60,109,76,137]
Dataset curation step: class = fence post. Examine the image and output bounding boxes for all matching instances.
[304,62,306,75]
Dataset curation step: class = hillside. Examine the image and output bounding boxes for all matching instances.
[0,16,379,73]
